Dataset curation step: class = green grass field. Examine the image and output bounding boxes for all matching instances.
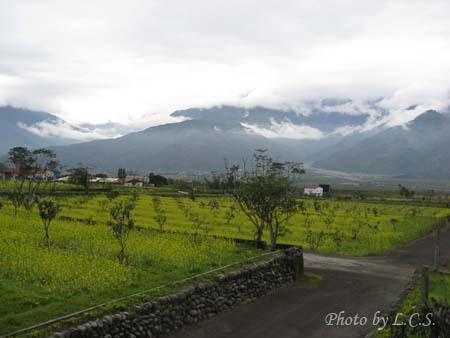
[1,185,449,335]
[0,201,261,335]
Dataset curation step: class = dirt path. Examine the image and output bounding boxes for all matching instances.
[167,227,450,338]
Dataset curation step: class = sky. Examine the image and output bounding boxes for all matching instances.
[1,0,450,129]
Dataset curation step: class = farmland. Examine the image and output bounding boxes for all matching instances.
[50,192,449,255]
[0,185,449,335]
[0,198,261,335]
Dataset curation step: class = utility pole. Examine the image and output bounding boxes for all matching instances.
[432,222,441,272]
[421,265,429,304]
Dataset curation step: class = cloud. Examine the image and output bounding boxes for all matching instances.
[0,0,449,126]
[17,120,123,141]
[378,84,450,127]
[242,120,324,140]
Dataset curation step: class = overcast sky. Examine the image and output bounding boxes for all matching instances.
[1,0,450,126]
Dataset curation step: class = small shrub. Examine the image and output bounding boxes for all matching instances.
[38,199,61,247]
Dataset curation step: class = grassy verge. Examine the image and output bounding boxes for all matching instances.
[375,272,450,337]
[6,250,285,338]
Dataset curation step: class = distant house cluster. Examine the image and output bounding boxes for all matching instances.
[303,184,330,197]
[56,176,147,187]
[0,167,20,180]
[1,164,169,189]
[0,167,56,182]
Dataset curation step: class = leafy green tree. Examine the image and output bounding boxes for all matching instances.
[322,210,335,229]
[98,198,109,212]
[204,170,237,192]
[106,187,120,202]
[8,147,58,211]
[8,188,23,216]
[148,173,168,187]
[204,173,224,190]
[207,164,241,193]
[37,199,61,247]
[353,191,366,200]
[331,230,344,249]
[131,189,140,202]
[68,166,90,194]
[398,184,415,198]
[110,200,135,263]
[305,222,325,251]
[188,210,203,230]
[117,168,127,183]
[390,218,399,231]
[313,200,321,212]
[207,199,220,218]
[8,147,34,178]
[188,185,196,201]
[227,149,305,250]
[224,205,236,225]
[152,196,167,231]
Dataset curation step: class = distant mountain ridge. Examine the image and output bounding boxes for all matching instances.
[49,102,375,172]
[3,104,450,179]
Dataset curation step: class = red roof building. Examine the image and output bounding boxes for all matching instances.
[0,167,20,174]
[304,184,320,189]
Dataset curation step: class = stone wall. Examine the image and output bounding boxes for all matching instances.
[51,247,303,338]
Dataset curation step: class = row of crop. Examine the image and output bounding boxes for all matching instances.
[27,193,449,255]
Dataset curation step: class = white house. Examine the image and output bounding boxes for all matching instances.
[57,176,71,183]
[90,177,120,184]
[304,185,324,197]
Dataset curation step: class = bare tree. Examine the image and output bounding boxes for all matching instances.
[152,196,167,231]
[110,200,135,263]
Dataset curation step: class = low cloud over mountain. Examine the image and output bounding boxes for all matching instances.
[0,106,129,155]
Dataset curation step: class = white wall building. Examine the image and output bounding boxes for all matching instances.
[304,185,324,197]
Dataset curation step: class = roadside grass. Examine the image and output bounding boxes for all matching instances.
[375,272,450,337]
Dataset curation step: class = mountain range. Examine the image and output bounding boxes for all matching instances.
[314,110,450,178]
[1,104,449,179]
